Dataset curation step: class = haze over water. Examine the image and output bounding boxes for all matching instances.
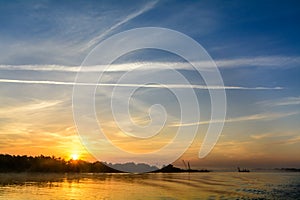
[1,172,300,200]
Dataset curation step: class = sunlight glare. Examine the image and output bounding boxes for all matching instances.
[71,154,79,160]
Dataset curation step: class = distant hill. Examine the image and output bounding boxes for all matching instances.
[106,162,158,173]
[154,164,209,173]
[277,168,300,172]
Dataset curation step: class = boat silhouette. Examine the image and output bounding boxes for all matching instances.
[237,167,250,172]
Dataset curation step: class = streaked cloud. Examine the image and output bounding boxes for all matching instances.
[1,55,299,72]
[250,131,299,140]
[215,56,300,68]
[0,100,62,115]
[258,96,300,107]
[83,0,158,51]
[171,111,299,127]
[273,135,300,145]
[0,78,283,90]
[250,133,274,140]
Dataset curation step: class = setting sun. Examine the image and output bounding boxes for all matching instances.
[71,154,79,160]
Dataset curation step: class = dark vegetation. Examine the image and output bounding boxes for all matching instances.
[0,154,209,173]
[155,164,209,173]
[0,154,120,173]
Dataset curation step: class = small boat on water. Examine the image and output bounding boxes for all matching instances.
[237,167,250,172]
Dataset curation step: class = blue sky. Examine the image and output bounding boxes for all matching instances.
[0,0,300,168]
[0,0,300,64]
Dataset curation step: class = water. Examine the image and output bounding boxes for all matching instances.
[0,172,300,200]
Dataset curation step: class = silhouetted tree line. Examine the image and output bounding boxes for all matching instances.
[154,164,209,173]
[0,154,120,173]
[0,154,210,173]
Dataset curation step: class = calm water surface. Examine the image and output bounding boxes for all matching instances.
[0,172,300,200]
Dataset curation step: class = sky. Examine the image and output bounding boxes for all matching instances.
[0,0,300,169]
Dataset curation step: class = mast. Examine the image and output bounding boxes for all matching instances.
[182,160,188,170]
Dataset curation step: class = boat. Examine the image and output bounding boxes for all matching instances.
[237,167,250,172]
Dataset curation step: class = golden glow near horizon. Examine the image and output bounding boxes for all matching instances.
[0,93,299,167]
[0,63,299,167]
[71,153,79,160]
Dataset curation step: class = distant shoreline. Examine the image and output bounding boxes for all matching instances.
[1,154,299,173]
[0,154,208,173]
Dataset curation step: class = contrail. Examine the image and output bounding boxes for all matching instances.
[2,55,299,72]
[170,111,299,127]
[0,78,283,90]
[83,1,158,51]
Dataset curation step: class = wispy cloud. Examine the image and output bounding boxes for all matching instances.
[250,131,298,140]
[170,111,299,127]
[215,56,300,68]
[0,78,283,90]
[82,1,158,51]
[0,64,81,72]
[1,55,299,72]
[0,63,146,72]
[272,135,300,145]
[250,133,274,140]
[258,96,300,107]
[0,100,62,115]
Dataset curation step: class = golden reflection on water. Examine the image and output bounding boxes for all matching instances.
[0,172,300,200]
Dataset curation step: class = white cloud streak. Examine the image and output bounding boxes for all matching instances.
[250,133,274,140]
[215,56,300,68]
[82,1,158,51]
[1,55,299,72]
[0,100,63,115]
[258,96,300,107]
[0,63,144,72]
[170,111,299,127]
[0,78,283,90]
[249,131,298,140]
[272,135,300,145]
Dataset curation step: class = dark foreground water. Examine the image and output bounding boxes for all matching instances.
[0,172,300,200]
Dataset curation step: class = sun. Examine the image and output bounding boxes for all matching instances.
[71,154,79,160]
